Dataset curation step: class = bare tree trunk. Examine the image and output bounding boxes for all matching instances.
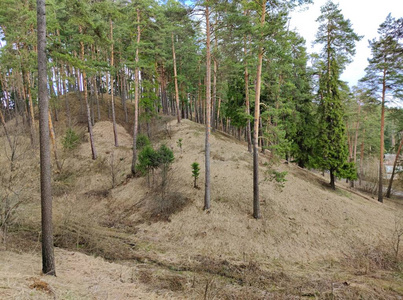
[92,76,101,121]
[217,97,221,130]
[80,26,97,160]
[23,70,36,144]
[353,103,361,163]
[204,3,211,210]
[359,130,365,186]
[386,136,403,198]
[60,64,71,127]
[121,70,128,122]
[24,71,35,131]
[0,109,13,152]
[37,0,56,275]
[48,110,62,172]
[0,74,10,116]
[90,47,101,122]
[253,0,266,219]
[212,18,218,132]
[330,169,336,190]
[243,14,252,153]
[171,32,181,123]
[378,69,386,203]
[350,103,361,188]
[110,19,119,147]
[131,9,141,175]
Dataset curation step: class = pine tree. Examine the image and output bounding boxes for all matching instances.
[361,14,403,202]
[204,0,211,211]
[314,1,361,189]
[37,0,56,276]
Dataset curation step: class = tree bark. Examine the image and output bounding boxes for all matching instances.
[330,169,336,190]
[359,131,365,186]
[131,9,141,175]
[48,110,62,172]
[37,0,56,276]
[253,0,266,219]
[172,32,181,123]
[0,109,13,154]
[80,26,97,160]
[60,64,71,127]
[243,13,252,153]
[91,47,101,122]
[110,19,119,147]
[378,68,386,203]
[212,18,218,132]
[353,103,361,163]
[386,136,403,198]
[121,70,128,123]
[24,71,35,131]
[204,3,211,210]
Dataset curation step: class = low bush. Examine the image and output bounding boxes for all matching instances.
[62,128,81,150]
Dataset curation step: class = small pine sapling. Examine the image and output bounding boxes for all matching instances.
[62,128,80,150]
[136,134,151,150]
[191,162,200,188]
[158,144,175,199]
[177,138,183,153]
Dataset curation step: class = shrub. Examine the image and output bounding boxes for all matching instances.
[136,134,151,150]
[137,144,174,198]
[62,128,80,150]
[158,144,174,167]
[137,145,160,179]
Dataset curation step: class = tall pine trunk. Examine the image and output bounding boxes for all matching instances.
[131,9,141,175]
[37,0,56,275]
[80,26,97,160]
[110,19,119,147]
[359,127,365,186]
[253,0,266,219]
[60,64,71,127]
[172,32,181,123]
[243,14,252,153]
[212,19,218,132]
[204,3,211,210]
[378,69,386,203]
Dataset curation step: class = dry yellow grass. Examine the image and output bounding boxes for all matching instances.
[1,96,403,298]
[0,248,178,299]
[124,119,401,265]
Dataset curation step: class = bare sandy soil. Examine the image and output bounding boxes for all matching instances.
[1,96,403,298]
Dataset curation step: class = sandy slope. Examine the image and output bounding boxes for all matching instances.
[0,248,176,299]
[1,116,402,298]
[120,119,400,264]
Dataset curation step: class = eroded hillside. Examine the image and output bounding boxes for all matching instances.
[0,95,403,299]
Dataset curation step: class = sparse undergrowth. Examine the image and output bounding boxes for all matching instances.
[1,111,403,298]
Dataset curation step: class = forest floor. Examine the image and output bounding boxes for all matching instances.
[0,93,403,299]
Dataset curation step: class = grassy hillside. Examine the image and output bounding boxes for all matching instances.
[0,93,402,299]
